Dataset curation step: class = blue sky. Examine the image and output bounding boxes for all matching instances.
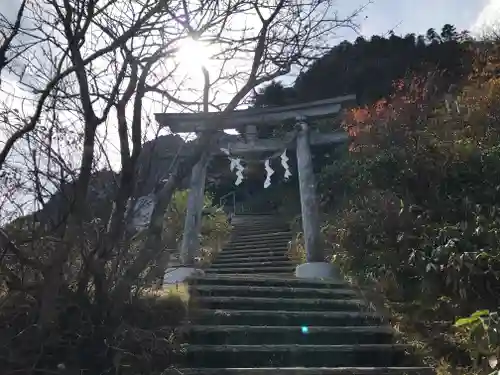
[339,0,497,40]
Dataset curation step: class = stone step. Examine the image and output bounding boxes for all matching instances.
[189,284,358,299]
[184,325,394,345]
[231,216,283,222]
[189,275,350,289]
[192,309,382,326]
[232,228,293,238]
[227,242,290,250]
[233,220,287,224]
[231,214,278,219]
[231,219,290,229]
[215,256,288,264]
[215,252,288,261]
[216,252,288,260]
[194,296,366,311]
[232,213,280,217]
[164,367,434,375]
[227,238,290,245]
[232,231,289,237]
[233,223,287,226]
[231,220,280,223]
[221,242,288,253]
[222,243,288,250]
[209,260,295,269]
[231,234,292,242]
[232,220,287,225]
[223,246,289,254]
[179,344,414,368]
[231,221,286,227]
[205,266,295,274]
[233,225,286,229]
[221,244,289,252]
[231,220,290,230]
[227,239,290,247]
[207,262,293,270]
[217,250,287,257]
[212,255,290,264]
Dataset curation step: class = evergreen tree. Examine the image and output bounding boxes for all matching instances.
[254,24,473,107]
[441,24,458,42]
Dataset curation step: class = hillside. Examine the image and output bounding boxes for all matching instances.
[254,25,500,374]
[254,24,474,106]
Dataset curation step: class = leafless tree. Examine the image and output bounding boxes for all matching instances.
[0,0,28,84]
[0,0,360,372]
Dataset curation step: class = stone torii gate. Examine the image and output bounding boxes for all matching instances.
[155,94,355,282]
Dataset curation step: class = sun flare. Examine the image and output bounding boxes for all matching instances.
[175,38,213,74]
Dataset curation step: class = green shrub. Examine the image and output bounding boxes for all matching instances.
[314,73,500,372]
[164,190,231,265]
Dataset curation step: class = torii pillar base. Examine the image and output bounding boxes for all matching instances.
[295,262,341,280]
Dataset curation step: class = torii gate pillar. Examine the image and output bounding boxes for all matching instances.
[180,149,211,266]
[294,119,341,280]
[163,150,210,284]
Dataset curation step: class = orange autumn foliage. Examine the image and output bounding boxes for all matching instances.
[342,75,438,152]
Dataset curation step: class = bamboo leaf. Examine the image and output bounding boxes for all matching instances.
[455,317,476,327]
[472,310,490,318]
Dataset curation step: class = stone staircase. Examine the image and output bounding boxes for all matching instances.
[168,214,433,374]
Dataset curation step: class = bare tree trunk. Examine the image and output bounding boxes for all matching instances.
[36,0,101,328]
[111,167,180,304]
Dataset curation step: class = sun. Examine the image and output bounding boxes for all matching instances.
[175,38,214,75]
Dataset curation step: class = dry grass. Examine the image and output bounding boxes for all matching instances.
[143,282,190,303]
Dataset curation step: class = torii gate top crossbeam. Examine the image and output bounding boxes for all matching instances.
[155,94,356,133]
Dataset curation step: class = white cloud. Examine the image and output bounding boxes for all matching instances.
[472,0,500,34]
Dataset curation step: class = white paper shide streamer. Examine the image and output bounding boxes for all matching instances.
[221,147,245,186]
[280,149,292,180]
[234,158,244,186]
[222,146,291,188]
[264,159,274,188]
